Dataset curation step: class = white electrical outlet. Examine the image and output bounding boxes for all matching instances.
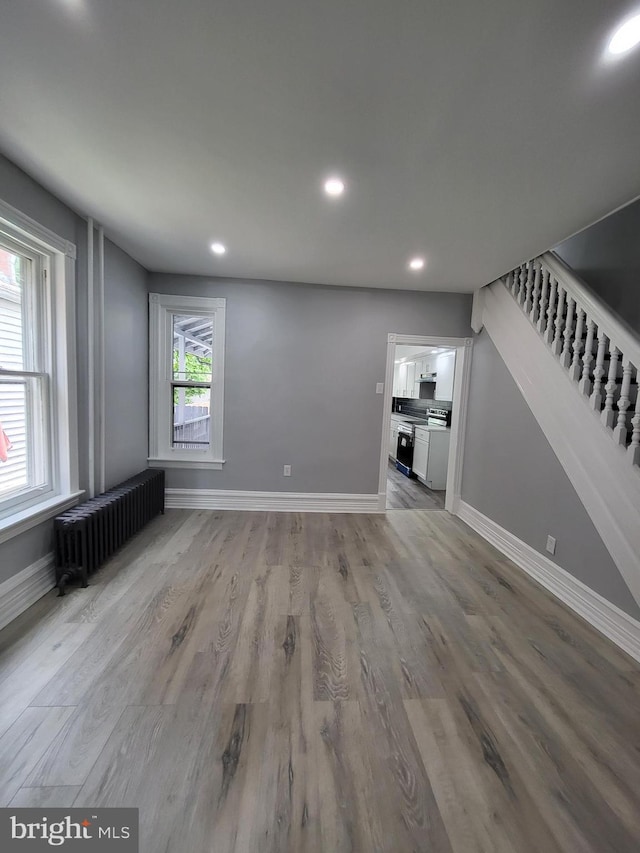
[375,382,384,394]
[546,535,556,555]
[283,465,291,476]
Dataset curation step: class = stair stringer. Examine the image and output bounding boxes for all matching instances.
[481,280,640,607]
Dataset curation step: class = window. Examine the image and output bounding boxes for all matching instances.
[0,200,79,540]
[148,293,225,468]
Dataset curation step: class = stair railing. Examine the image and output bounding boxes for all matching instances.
[500,252,640,468]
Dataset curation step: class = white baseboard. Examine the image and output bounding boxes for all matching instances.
[0,553,55,632]
[456,500,640,664]
[166,488,385,513]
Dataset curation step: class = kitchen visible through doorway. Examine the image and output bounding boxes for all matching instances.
[386,342,456,510]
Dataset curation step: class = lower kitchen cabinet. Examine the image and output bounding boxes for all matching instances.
[389,415,402,460]
[414,427,450,490]
[389,424,398,460]
[413,431,429,481]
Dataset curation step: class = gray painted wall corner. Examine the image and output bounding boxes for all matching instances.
[461,330,640,619]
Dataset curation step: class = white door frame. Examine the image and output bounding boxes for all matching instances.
[378,333,474,513]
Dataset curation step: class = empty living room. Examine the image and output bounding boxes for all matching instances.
[1,2,640,851]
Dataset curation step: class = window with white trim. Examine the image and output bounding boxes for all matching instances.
[0,202,78,538]
[148,293,226,468]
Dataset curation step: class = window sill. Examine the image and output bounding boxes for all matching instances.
[147,458,225,470]
[0,490,85,546]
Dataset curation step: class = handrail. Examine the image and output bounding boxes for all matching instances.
[540,252,640,369]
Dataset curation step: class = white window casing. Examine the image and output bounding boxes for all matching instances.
[0,198,81,544]
[148,293,226,469]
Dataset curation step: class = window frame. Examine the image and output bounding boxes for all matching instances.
[148,293,226,469]
[0,198,80,544]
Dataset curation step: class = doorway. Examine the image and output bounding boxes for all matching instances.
[378,333,472,513]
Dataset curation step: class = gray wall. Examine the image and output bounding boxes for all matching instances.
[554,197,640,337]
[461,330,640,619]
[0,154,148,585]
[104,239,148,489]
[149,273,472,495]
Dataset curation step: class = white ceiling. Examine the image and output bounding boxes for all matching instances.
[1,1,640,292]
[396,346,449,361]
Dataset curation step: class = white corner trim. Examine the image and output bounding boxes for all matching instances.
[165,489,383,513]
[456,500,640,664]
[0,552,56,632]
[0,491,84,545]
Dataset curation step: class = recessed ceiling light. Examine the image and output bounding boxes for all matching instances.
[608,13,640,55]
[324,177,345,197]
[408,257,425,271]
[210,242,226,255]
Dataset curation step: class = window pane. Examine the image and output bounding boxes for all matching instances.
[173,385,210,449]
[0,245,31,371]
[0,381,29,497]
[172,315,213,382]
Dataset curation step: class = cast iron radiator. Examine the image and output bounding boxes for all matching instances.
[54,468,165,595]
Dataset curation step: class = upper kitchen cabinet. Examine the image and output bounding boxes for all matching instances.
[435,351,455,401]
[394,360,418,397]
[393,362,402,396]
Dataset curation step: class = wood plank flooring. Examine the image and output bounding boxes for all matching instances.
[386,460,446,509]
[1,508,639,852]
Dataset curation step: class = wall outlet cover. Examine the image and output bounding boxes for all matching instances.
[283,465,291,476]
[546,535,556,555]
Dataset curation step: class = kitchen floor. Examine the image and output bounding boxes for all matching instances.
[386,460,446,509]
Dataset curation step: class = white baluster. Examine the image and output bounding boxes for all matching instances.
[537,267,549,334]
[552,287,566,357]
[570,308,585,382]
[517,266,526,306]
[524,262,534,315]
[561,297,575,368]
[601,346,620,429]
[590,329,608,411]
[628,376,640,466]
[510,269,518,296]
[529,263,542,324]
[579,319,595,395]
[613,359,633,445]
[545,278,558,345]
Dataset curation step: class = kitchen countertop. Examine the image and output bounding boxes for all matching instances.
[391,414,450,432]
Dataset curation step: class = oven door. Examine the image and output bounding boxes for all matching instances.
[396,428,415,476]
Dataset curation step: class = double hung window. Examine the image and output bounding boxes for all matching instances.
[148,293,225,468]
[0,202,78,538]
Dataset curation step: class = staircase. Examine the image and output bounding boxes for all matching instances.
[475,252,640,608]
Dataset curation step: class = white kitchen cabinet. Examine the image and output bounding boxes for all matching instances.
[435,351,455,401]
[394,361,418,398]
[414,427,450,490]
[413,429,429,480]
[393,363,402,397]
[389,423,399,460]
[389,414,404,459]
[406,362,417,397]
[397,363,408,397]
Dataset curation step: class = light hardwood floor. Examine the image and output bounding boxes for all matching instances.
[386,461,446,509]
[0,509,639,852]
